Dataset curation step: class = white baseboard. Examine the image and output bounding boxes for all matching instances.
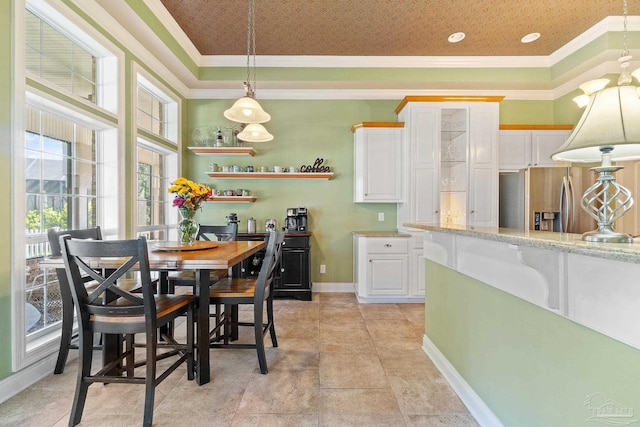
[356,294,425,304]
[312,282,354,293]
[0,352,57,404]
[422,335,504,427]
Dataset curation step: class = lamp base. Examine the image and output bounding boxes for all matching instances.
[581,227,633,243]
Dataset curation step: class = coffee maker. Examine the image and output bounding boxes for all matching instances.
[285,207,308,232]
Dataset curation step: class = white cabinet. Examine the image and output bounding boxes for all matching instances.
[396,98,500,229]
[353,122,403,203]
[354,233,419,303]
[499,129,572,170]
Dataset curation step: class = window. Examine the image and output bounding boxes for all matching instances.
[136,74,178,143]
[136,143,176,240]
[134,69,180,240]
[24,105,97,335]
[25,10,97,103]
[14,1,122,369]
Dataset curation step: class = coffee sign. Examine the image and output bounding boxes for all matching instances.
[300,158,331,173]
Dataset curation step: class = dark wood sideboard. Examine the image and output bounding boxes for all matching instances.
[234,232,312,301]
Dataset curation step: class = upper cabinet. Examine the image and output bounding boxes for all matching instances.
[352,122,404,203]
[499,126,572,170]
[396,96,502,228]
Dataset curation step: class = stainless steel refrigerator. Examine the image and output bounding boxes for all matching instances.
[499,167,596,233]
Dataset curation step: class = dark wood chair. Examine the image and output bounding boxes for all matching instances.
[60,236,195,427]
[47,227,102,374]
[167,223,238,291]
[209,230,284,374]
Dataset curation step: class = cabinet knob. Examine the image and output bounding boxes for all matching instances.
[241,268,246,273]
[281,268,285,272]
[384,243,392,247]
[282,241,286,246]
[470,210,475,214]
[435,210,439,214]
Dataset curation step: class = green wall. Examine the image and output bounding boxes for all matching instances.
[0,0,14,378]
[425,260,640,427]
[185,99,400,283]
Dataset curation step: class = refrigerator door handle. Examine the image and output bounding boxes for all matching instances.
[567,175,575,233]
[559,176,570,232]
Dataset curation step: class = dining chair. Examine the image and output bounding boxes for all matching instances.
[167,222,238,292]
[167,223,238,340]
[208,230,284,374]
[60,235,195,427]
[47,227,103,374]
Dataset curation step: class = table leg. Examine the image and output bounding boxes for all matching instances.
[195,269,210,385]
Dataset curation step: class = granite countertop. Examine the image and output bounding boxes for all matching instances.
[404,223,640,264]
[352,231,411,237]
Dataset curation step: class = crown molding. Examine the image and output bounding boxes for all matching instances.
[200,55,552,69]
[187,87,557,101]
[82,0,190,98]
[142,0,203,64]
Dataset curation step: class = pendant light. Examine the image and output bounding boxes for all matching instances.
[238,123,273,142]
[224,0,272,136]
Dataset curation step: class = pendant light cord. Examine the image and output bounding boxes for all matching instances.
[622,0,629,57]
[245,0,256,98]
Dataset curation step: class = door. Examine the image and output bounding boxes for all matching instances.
[278,249,308,289]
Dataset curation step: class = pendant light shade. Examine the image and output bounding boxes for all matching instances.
[237,123,273,142]
[224,96,271,124]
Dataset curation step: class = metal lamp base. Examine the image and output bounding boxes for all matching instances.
[582,227,633,243]
[580,161,634,243]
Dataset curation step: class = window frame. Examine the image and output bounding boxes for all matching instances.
[132,64,181,239]
[12,0,125,371]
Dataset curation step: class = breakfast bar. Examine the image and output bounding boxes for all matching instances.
[405,223,640,426]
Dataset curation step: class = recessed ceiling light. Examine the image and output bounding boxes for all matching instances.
[448,32,465,43]
[521,32,540,44]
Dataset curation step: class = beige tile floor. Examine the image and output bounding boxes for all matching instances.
[0,293,478,427]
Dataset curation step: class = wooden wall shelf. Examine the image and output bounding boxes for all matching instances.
[188,146,256,156]
[206,196,256,203]
[206,172,333,180]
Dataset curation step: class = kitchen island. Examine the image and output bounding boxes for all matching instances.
[404,223,640,427]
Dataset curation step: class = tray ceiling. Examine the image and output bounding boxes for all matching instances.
[160,0,639,57]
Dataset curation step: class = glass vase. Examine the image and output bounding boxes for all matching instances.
[178,208,199,245]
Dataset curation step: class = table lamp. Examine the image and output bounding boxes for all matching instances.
[552,71,640,243]
[551,0,640,243]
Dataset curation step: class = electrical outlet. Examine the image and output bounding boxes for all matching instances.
[320,264,326,274]
[378,212,384,221]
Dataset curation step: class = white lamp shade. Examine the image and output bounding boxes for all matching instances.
[552,85,640,162]
[237,123,273,142]
[223,97,271,124]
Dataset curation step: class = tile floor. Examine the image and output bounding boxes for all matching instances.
[0,293,478,426]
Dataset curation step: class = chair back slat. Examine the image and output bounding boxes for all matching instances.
[47,226,102,256]
[61,236,154,320]
[197,223,238,242]
[253,231,285,302]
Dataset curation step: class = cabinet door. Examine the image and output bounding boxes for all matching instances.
[354,128,402,202]
[412,107,440,223]
[366,255,408,295]
[499,131,532,170]
[531,131,571,167]
[278,249,309,289]
[468,105,498,227]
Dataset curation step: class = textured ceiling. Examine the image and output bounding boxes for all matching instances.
[160,0,639,57]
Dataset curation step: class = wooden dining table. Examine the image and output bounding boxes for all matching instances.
[41,239,266,385]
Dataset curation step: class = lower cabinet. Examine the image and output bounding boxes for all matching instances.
[354,233,423,303]
[235,233,312,301]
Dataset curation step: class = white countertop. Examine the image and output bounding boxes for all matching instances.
[403,223,640,264]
